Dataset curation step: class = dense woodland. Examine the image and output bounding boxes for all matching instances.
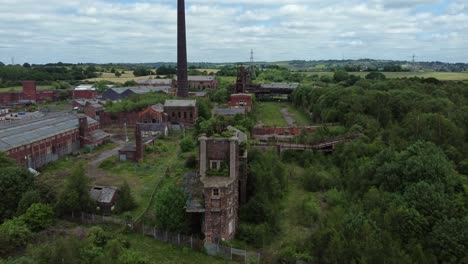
[282,74,468,263]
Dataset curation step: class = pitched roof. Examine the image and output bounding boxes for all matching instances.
[90,186,117,204]
[260,83,300,89]
[136,79,173,85]
[0,113,98,152]
[213,108,245,116]
[164,99,196,107]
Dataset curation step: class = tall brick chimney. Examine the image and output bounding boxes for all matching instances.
[22,81,37,101]
[135,124,143,162]
[177,0,188,97]
[78,116,89,147]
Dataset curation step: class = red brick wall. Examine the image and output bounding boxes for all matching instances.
[229,94,252,112]
[99,112,140,127]
[0,92,21,105]
[203,181,238,242]
[252,126,317,136]
[165,106,198,126]
[138,107,165,124]
[189,80,218,90]
[36,91,58,101]
[6,129,79,168]
[73,90,97,99]
[22,81,37,101]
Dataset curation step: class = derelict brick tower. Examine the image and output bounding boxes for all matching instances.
[177,0,189,97]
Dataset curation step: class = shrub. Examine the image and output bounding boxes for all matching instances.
[180,137,195,152]
[0,218,32,255]
[20,203,55,232]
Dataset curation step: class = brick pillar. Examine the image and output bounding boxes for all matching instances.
[135,124,143,162]
[229,136,238,179]
[78,116,89,147]
[199,135,207,177]
[22,81,37,101]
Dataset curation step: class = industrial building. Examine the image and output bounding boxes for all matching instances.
[72,85,97,99]
[164,99,198,126]
[0,113,110,169]
[185,126,248,242]
[0,81,63,107]
[101,86,172,101]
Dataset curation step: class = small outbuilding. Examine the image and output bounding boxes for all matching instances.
[90,186,118,215]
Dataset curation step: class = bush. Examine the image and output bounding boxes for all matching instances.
[180,137,195,152]
[87,226,109,247]
[0,218,32,255]
[118,249,149,264]
[20,203,54,232]
[116,181,136,213]
[301,195,321,226]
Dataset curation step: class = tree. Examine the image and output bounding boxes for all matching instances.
[0,218,32,255]
[154,183,188,232]
[365,71,386,80]
[115,71,122,78]
[20,203,55,232]
[22,63,31,68]
[56,162,94,216]
[180,137,195,152]
[116,181,136,213]
[333,70,349,83]
[0,154,35,220]
[133,67,150,77]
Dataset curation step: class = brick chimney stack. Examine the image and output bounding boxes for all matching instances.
[78,116,89,147]
[135,124,143,162]
[177,0,188,97]
[22,81,37,101]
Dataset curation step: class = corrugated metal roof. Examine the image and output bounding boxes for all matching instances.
[0,113,97,152]
[213,108,245,116]
[164,99,196,107]
[260,83,300,89]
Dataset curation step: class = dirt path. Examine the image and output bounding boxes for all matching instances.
[87,138,126,184]
[280,107,296,126]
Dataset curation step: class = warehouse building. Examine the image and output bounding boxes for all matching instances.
[0,113,110,169]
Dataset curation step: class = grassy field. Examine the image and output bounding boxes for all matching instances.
[97,133,185,220]
[125,233,231,264]
[255,102,313,127]
[304,71,468,81]
[271,164,314,252]
[0,85,55,92]
[85,71,156,83]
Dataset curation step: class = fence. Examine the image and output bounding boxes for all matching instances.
[77,213,261,263]
[138,223,260,264]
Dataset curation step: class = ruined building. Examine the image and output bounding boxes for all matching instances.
[185,127,248,243]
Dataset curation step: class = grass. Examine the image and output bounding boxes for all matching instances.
[254,102,313,127]
[271,164,314,251]
[255,102,288,127]
[85,71,157,83]
[125,233,232,264]
[0,85,55,92]
[97,134,183,220]
[304,71,468,81]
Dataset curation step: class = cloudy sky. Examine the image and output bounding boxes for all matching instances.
[0,0,467,64]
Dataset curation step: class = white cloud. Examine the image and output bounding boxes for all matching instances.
[0,0,466,63]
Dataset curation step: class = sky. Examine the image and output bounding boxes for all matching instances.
[0,0,467,64]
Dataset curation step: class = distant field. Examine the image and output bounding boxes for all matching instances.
[304,71,468,81]
[198,68,219,74]
[85,71,155,83]
[0,85,54,92]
